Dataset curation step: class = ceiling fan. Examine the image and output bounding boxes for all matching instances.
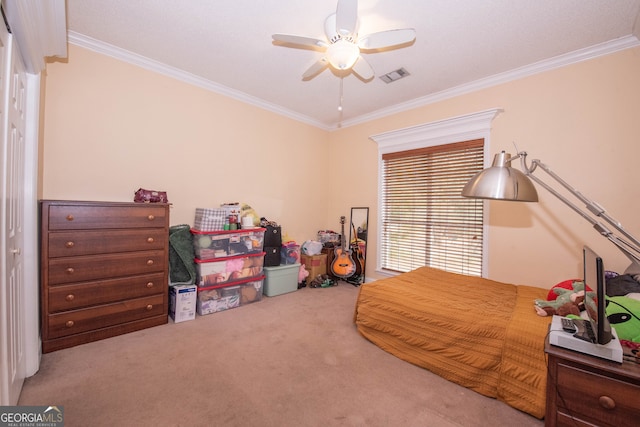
[272,0,416,81]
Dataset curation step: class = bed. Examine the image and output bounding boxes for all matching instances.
[353,266,551,419]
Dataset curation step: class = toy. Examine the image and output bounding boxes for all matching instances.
[544,279,581,301]
[606,295,640,342]
[534,280,591,317]
[240,203,259,227]
[308,274,337,288]
[298,264,309,285]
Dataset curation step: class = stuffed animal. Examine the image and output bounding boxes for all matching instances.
[298,264,309,285]
[606,295,640,342]
[240,203,259,226]
[544,279,581,301]
[534,280,592,317]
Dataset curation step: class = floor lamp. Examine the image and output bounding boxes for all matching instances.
[461,151,640,279]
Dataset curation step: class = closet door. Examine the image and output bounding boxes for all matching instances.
[0,22,26,406]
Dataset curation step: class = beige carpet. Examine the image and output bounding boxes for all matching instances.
[19,283,544,427]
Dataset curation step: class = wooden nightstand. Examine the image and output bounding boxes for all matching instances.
[545,337,640,426]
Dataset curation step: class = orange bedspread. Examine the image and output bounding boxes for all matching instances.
[353,266,551,419]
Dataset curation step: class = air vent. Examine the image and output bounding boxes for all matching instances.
[380,67,410,84]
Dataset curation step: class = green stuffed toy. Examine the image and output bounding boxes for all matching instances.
[534,280,592,317]
[606,296,640,342]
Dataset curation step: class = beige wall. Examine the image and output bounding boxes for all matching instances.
[42,44,640,288]
[328,47,640,288]
[42,45,329,243]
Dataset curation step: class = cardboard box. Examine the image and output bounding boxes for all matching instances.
[169,285,197,323]
[300,254,327,280]
[263,263,300,296]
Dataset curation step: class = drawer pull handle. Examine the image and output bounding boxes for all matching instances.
[146,282,154,289]
[66,214,74,221]
[147,260,154,266]
[65,241,75,248]
[147,237,154,243]
[598,396,615,410]
[146,304,153,311]
[147,215,155,221]
[66,267,75,274]
[65,294,75,302]
[65,320,74,328]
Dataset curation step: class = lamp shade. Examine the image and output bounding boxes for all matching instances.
[326,39,360,70]
[461,151,539,202]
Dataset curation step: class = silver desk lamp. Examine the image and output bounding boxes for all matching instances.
[462,150,640,279]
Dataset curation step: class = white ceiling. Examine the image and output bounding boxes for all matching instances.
[64,0,640,130]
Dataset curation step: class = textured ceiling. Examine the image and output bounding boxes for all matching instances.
[65,0,640,129]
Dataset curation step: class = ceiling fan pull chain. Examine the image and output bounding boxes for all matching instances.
[338,76,344,112]
[338,77,344,127]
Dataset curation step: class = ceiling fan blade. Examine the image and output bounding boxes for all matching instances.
[358,29,416,51]
[351,56,374,81]
[302,57,329,80]
[335,0,358,36]
[272,34,328,50]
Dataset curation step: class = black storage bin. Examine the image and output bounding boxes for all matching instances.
[264,246,281,267]
[264,225,282,247]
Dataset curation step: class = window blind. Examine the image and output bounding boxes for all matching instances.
[380,139,485,276]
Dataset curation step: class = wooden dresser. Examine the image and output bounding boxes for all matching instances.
[545,338,640,426]
[40,200,170,353]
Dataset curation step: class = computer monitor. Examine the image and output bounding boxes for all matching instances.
[582,246,612,345]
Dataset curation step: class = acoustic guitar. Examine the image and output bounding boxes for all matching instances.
[330,216,356,278]
[349,222,365,283]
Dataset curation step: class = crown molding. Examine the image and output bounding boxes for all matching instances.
[341,35,640,129]
[67,31,638,131]
[67,31,331,131]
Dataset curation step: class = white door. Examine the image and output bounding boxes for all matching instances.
[0,23,27,406]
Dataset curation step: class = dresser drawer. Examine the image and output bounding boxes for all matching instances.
[48,250,167,285]
[47,204,168,230]
[556,361,640,424]
[48,229,168,257]
[47,273,165,312]
[46,294,165,339]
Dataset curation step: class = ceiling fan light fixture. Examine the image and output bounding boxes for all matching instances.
[326,39,360,70]
[272,0,416,80]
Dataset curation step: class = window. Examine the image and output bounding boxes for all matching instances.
[380,140,484,275]
[371,108,502,277]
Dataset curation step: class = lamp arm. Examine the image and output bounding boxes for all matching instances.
[518,153,640,269]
